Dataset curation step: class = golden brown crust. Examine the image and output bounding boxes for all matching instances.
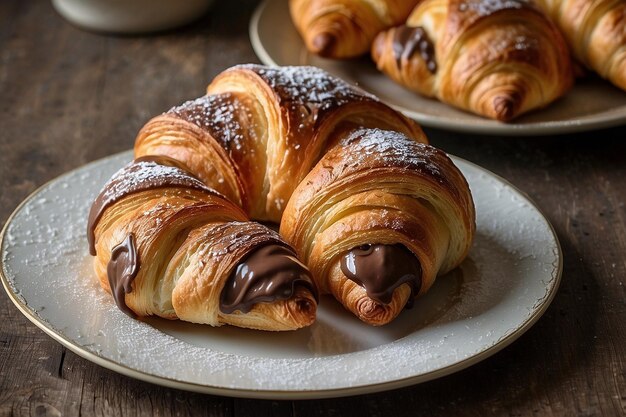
[137,65,426,222]
[535,0,626,91]
[326,261,412,326]
[169,222,316,330]
[92,169,318,331]
[280,128,475,325]
[289,0,420,58]
[94,65,473,328]
[372,0,575,121]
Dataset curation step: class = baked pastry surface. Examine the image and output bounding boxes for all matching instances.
[289,0,420,58]
[371,0,575,121]
[535,0,626,91]
[89,65,475,328]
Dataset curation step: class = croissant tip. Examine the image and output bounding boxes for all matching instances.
[288,295,317,328]
[371,32,385,62]
[312,32,337,57]
[355,298,396,326]
[296,296,315,314]
[492,93,521,122]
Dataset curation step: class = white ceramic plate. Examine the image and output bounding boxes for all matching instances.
[250,0,626,136]
[1,151,562,399]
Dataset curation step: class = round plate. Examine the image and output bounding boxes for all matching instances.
[250,0,626,135]
[1,151,562,399]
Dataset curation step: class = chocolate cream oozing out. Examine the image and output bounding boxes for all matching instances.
[340,244,422,305]
[392,25,437,73]
[106,233,140,318]
[220,244,318,314]
[87,155,214,256]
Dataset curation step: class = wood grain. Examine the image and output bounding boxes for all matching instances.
[0,0,624,416]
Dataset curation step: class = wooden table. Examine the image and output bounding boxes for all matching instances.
[1,1,624,415]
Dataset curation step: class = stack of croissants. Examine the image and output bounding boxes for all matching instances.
[290,0,626,121]
[88,64,476,330]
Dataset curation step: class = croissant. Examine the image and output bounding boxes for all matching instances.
[92,64,474,327]
[280,128,475,325]
[534,0,626,91]
[88,155,318,331]
[289,0,420,58]
[371,0,575,121]
[135,65,425,222]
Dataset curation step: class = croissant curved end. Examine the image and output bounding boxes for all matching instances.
[312,32,338,57]
[326,261,413,326]
[287,289,318,327]
[491,91,523,122]
[219,286,318,331]
[353,284,412,326]
[265,287,317,330]
[355,299,396,326]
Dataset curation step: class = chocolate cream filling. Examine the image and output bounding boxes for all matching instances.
[92,155,217,317]
[392,25,437,73]
[220,244,318,314]
[340,244,422,305]
[106,233,140,317]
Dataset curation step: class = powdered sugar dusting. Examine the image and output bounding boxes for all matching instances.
[338,128,444,180]
[88,157,220,253]
[168,93,255,154]
[196,221,285,259]
[236,64,377,109]
[98,159,215,207]
[1,151,560,396]
[457,0,527,15]
[512,35,538,51]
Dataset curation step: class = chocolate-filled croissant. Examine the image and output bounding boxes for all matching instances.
[371,0,575,121]
[92,64,474,327]
[289,0,420,58]
[535,0,626,91]
[281,128,475,325]
[88,156,317,331]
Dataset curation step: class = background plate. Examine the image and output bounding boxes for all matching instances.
[1,151,562,399]
[250,0,626,136]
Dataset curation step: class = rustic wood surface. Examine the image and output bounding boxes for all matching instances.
[1,1,625,416]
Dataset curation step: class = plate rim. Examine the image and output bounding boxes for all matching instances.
[0,150,563,399]
[249,0,626,136]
